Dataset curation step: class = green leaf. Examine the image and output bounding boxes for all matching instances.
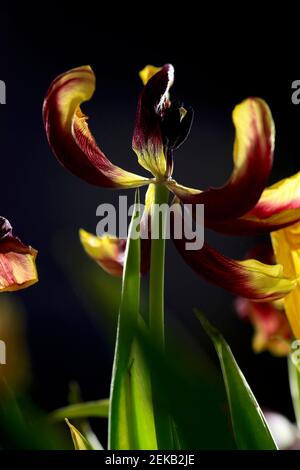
[195,310,277,450]
[59,383,105,449]
[108,191,157,450]
[50,399,109,421]
[128,327,157,449]
[65,419,94,450]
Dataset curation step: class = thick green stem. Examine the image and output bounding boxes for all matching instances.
[149,183,169,350]
[149,183,173,449]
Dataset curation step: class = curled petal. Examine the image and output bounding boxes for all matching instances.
[170,98,274,221]
[209,172,300,236]
[132,64,174,178]
[79,230,126,276]
[0,217,38,292]
[43,66,149,188]
[271,224,300,339]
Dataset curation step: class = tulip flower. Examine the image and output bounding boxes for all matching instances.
[235,244,293,355]
[43,65,300,302]
[0,217,38,292]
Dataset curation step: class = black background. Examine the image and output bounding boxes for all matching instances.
[0,5,299,440]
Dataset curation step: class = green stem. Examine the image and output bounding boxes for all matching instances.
[149,183,173,449]
[288,355,300,429]
[149,183,169,350]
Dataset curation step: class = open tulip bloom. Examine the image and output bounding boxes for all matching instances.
[43,63,300,450]
[43,64,300,303]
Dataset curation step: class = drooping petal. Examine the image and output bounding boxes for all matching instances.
[236,298,292,356]
[271,224,300,339]
[169,98,274,221]
[209,172,300,236]
[79,230,126,277]
[79,185,155,276]
[171,206,296,301]
[174,239,296,301]
[132,64,174,178]
[0,217,38,292]
[43,66,149,188]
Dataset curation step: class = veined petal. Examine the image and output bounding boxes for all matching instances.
[209,172,300,236]
[170,98,274,221]
[171,205,296,301]
[248,172,300,219]
[132,64,174,178]
[79,185,155,276]
[174,239,296,302]
[0,217,38,292]
[43,66,149,188]
[271,224,300,339]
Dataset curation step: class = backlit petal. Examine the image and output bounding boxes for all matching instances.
[210,172,300,236]
[171,206,296,301]
[43,66,149,188]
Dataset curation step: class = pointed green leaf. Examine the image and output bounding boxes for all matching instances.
[108,191,157,450]
[195,310,277,450]
[65,419,94,450]
[128,329,157,449]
